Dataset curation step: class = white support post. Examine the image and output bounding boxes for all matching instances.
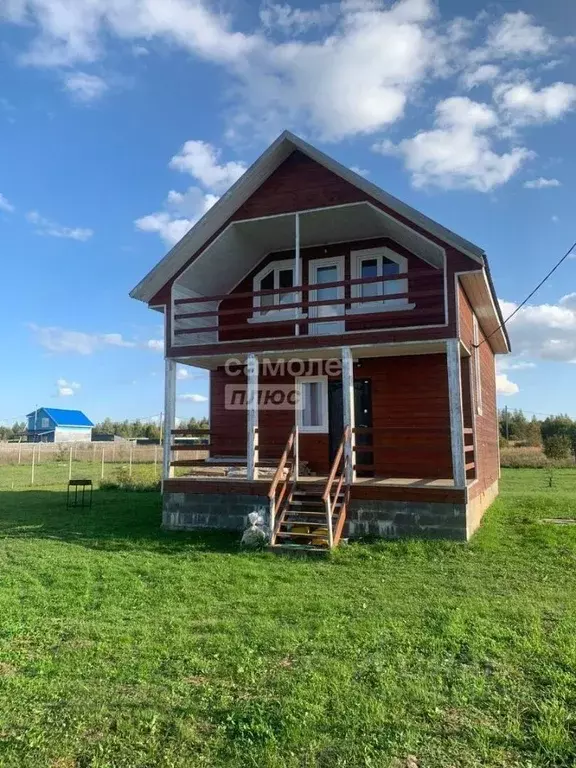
[294,213,301,337]
[342,347,356,484]
[447,339,466,488]
[163,358,177,482]
[246,354,259,481]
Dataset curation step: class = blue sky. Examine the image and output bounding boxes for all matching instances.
[0,0,575,426]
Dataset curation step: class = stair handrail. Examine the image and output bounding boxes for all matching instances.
[322,426,351,548]
[268,426,297,544]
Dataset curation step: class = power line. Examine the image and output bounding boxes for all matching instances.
[477,236,576,348]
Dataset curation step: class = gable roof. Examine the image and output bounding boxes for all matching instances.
[27,408,94,427]
[130,130,485,305]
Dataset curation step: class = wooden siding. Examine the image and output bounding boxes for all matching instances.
[210,354,452,478]
[217,237,445,343]
[152,151,482,354]
[458,284,499,499]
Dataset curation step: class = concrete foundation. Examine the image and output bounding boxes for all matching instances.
[163,492,269,531]
[161,491,496,541]
[346,499,468,540]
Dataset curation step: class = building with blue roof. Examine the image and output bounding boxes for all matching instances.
[26,407,94,443]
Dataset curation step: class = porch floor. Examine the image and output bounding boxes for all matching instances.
[164,474,473,504]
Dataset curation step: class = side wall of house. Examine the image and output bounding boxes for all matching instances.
[458,284,500,528]
[210,353,452,478]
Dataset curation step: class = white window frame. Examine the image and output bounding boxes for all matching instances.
[350,247,415,313]
[472,314,483,416]
[251,259,304,322]
[41,417,50,429]
[295,376,329,434]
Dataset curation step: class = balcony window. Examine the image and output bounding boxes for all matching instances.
[253,259,299,319]
[351,247,414,312]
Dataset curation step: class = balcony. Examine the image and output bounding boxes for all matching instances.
[172,267,446,353]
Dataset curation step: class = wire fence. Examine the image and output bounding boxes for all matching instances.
[0,442,206,490]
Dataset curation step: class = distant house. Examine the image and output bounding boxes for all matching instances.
[26,408,94,443]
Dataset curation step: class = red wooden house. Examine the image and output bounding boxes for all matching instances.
[131,131,509,550]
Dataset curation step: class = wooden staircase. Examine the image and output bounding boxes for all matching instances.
[268,427,351,553]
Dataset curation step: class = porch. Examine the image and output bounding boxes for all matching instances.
[161,340,475,549]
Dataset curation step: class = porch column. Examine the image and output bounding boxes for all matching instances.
[162,357,177,482]
[246,353,259,480]
[294,212,301,337]
[342,347,356,484]
[446,339,466,488]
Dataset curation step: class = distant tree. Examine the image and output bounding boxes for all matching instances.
[524,417,542,447]
[543,434,572,461]
[541,415,576,455]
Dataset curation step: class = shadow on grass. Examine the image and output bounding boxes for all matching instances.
[0,489,240,555]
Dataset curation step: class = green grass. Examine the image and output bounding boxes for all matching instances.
[1,469,576,767]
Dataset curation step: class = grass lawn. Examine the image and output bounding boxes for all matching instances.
[1,468,576,767]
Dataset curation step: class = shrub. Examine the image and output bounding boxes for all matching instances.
[543,434,573,462]
[100,465,160,492]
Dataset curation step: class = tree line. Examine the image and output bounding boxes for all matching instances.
[500,409,576,461]
[0,417,209,442]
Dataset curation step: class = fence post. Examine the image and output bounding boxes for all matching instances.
[18,441,22,465]
[129,442,133,478]
[154,444,158,478]
[37,440,41,464]
[31,444,36,486]
[92,442,96,464]
[68,444,73,481]
[101,447,105,480]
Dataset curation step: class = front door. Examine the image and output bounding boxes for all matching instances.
[328,379,373,476]
[308,256,345,335]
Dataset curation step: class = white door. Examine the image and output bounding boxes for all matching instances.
[308,257,345,335]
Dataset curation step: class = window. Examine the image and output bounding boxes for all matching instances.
[472,314,483,415]
[296,377,328,433]
[350,247,414,312]
[41,418,50,429]
[253,260,297,317]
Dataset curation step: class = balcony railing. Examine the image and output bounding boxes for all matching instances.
[172,268,444,348]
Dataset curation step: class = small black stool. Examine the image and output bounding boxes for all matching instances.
[67,479,93,509]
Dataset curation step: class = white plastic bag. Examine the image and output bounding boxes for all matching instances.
[241,511,267,548]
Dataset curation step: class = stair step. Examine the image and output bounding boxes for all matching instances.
[289,499,325,507]
[268,544,329,556]
[285,510,332,517]
[276,531,329,540]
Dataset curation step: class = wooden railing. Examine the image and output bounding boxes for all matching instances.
[322,426,351,548]
[268,426,298,545]
[170,428,211,469]
[464,427,476,477]
[172,268,444,346]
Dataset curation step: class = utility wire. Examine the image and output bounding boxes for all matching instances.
[476,237,576,348]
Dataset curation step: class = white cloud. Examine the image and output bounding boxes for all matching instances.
[26,210,93,241]
[169,140,246,194]
[4,0,257,69]
[460,64,500,90]
[63,71,108,102]
[259,2,337,34]
[483,12,556,59]
[494,80,576,125]
[499,295,576,363]
[56,378,81,397]
[350,165,369,177]
[178,393,208,403]
[132,45,149,57]
[29,324,135,354]
[136,144,224,246]
[523,177,561,189]
[496,373,519,396]
[0,192,15,213]
[177,366,206,380]
[498,359,536,371]
[146,339,163,352]
[376,96,533,191]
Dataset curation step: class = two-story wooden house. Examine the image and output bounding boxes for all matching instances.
[131,131,509,550]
